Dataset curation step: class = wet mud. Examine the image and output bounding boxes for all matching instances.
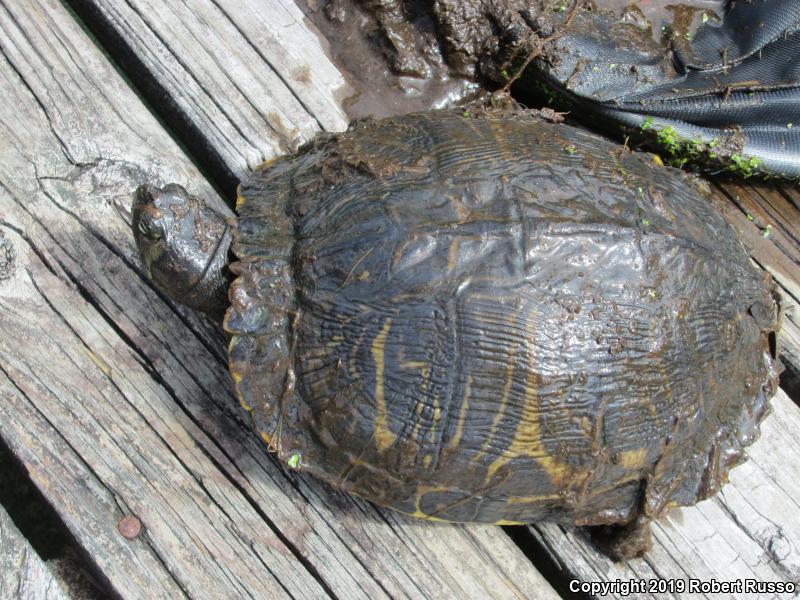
[298,0,481,120]
[223,109,780,554]
[300,0,725,120]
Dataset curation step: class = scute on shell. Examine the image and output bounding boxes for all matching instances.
[225,109,780,526]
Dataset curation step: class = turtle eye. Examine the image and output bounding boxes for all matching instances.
[138,218,161,240]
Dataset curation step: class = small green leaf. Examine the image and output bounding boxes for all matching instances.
[701,12,709,24]
[648,289,657,299]
[788,123,794,129]
[287,453,301,469]
[747,213,755,221]
[656,126,680,154]
[761,225,772,238]
[462,111,470,118]
[564,145,577,155]
[641,116,654,131]
[641,218,651,227]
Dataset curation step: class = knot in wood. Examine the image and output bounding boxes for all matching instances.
[0,232,16,281]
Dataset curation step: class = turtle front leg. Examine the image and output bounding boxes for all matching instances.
[587,515,653,561]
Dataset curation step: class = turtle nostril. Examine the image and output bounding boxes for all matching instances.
[136,184,158,205]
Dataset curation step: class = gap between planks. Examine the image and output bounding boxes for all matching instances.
[0,503,72,600]
[0,1,558,598]
[5,0,800,598]
[66,0,800,394]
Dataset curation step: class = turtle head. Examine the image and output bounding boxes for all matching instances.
[132,183,232,323]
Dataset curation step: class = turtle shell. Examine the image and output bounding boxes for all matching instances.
[224,109,780,526]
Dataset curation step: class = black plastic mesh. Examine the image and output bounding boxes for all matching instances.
[527,0,800,176]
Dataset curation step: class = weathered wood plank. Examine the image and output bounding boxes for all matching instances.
[68,0,800,386]
[0,1,319,597]
[529,389,800,600]
[0,1,559,598]
[715,180,800,379]
[0,504,71,600]
[21,1,800,598]
[69,0,351,182]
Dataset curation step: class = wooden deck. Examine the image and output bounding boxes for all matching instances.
[0,1,798,598]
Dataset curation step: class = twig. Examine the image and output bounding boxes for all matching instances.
[497,0,583,95]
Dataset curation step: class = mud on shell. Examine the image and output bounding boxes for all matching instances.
[222,109,780,542]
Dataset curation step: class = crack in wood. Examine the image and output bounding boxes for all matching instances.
[6,0,800,597]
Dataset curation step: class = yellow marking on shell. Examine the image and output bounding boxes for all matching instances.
[428,404,442,446]
[494,519,524,525]
[400,508,448,522]
[372,319,396,451]
[228,343,254,410]
[236,189,247,210]
[652,154,664,167]
[506,492,564,504]
[331,481,454,522]
[447,238,460,271]
[484,348,572,487]
[347,325,367,377]
[400,484,465,522]
[401,360,428,370]
[324,334,344,356]
[229,369,252,410]
[398,358,435,444]
[618,448,647,470]
[337,454,371,484]
[254,156,282,172]
[475,337,517,460]
[259,431,272,445]
[448,374,472,450]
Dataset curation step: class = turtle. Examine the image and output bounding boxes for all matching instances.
[132,108,780,559]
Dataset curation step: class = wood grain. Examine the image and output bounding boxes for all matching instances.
[0,0,559,598]
[5,0,800,598]
[67,0,800,385]
[0,505,71,600]
[69,0,351,182]
[715,180,800,379]
[528,390,800,599]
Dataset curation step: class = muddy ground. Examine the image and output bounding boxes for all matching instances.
[299,0,725,120]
